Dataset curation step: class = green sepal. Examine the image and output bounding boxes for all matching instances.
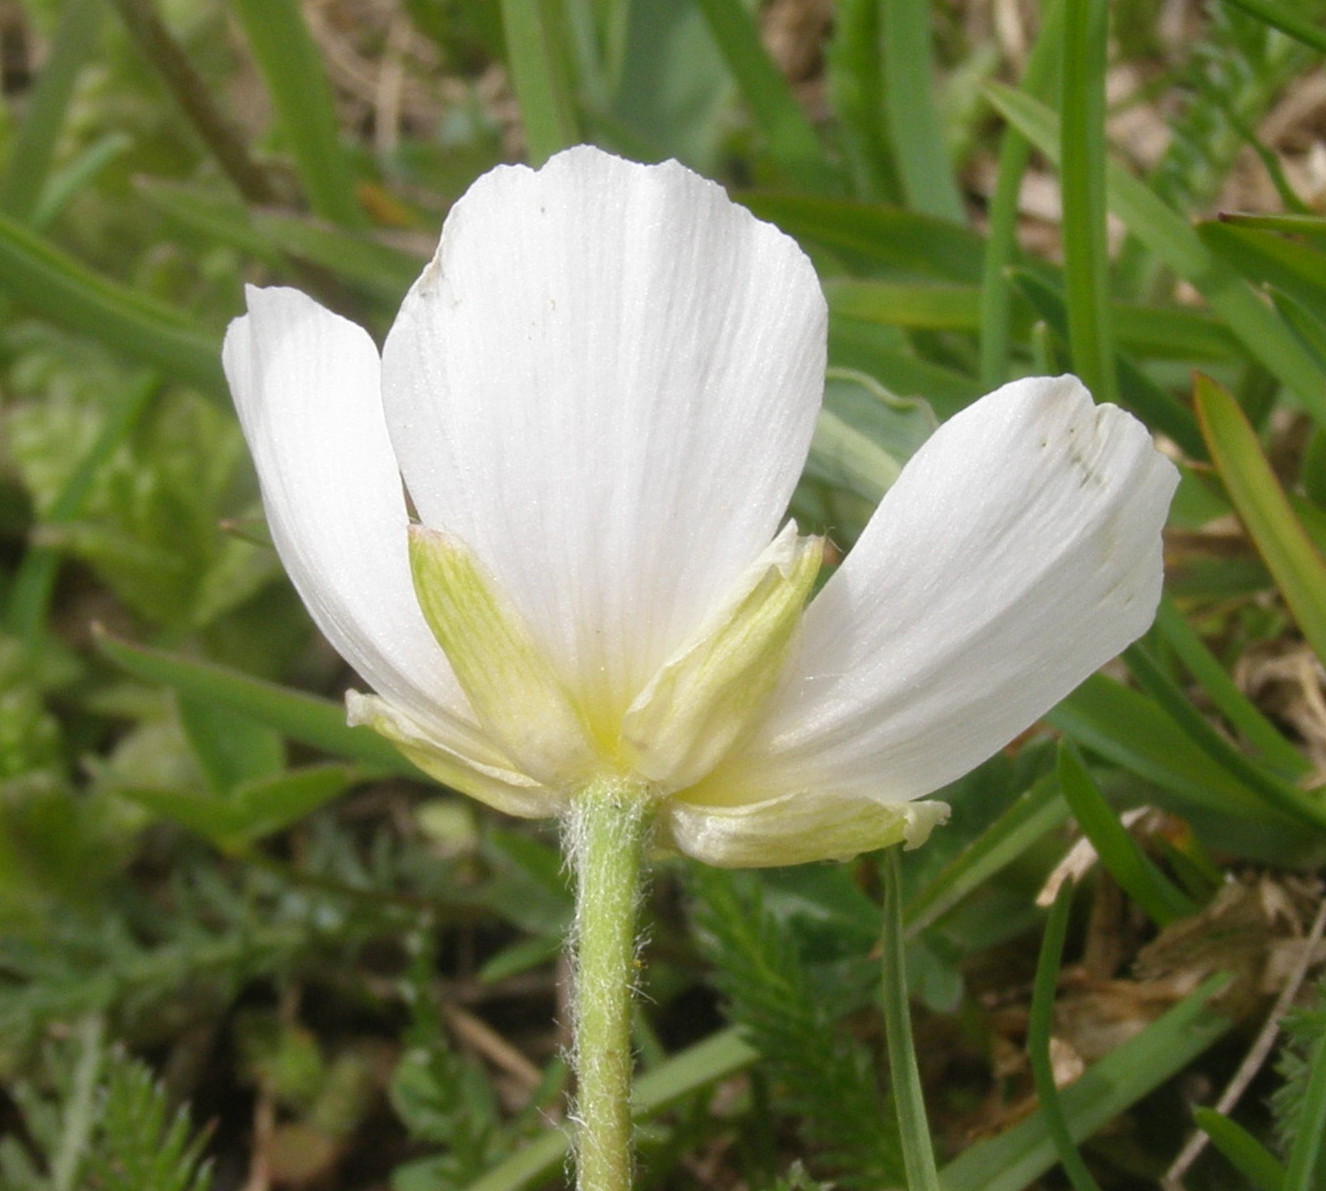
[664,790,950,868]
[407,525,595,787]
[621,526,823,790]
[346,691,557,820]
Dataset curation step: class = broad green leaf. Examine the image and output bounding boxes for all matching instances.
[176,696,285,796]
[95,631,418,776]
[231,0,365,227]
[881,0,963,221]
[1057,743,1196,926]
[229,765,362,842]
[941,977,1231,1191]
[692,0,838,191]
[1196,374,1326,667]
[119,763,359,851]
[114,785,263,844]
[987,85,1326,426]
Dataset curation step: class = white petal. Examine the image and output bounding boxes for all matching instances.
[663,790,949,868]
[380,145,825,722]
[689,375,1178,808]
[222,286,500,767]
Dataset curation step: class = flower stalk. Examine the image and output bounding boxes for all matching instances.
[566,777,654,1191]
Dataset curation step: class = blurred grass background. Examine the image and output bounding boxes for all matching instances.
[4,0,1326,1188]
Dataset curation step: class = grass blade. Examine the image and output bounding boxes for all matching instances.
[1219,0,1326,55]
[499,0,580,165]
[744,193,985,280]
[826,0,899,201]
[1199,220,1326,318]
[1152,597,1309,779]
[1057,743,1197,926]
[1048,675,1310,844]
[1027,879,1104,1191]
[107,0,278,205]
[464,1029,759,1191]
[881,0,963,221]
[692,0,838,190]
[32,131,133,230]
[881,847,941,1191]
[0,209,223,396]
[95,630,418,774]
[980,0,1063,386]
[1193,1108,1286,1191]
[941,976,1231,1191]
[3,374,158,644]
[832,275,1237,362]
[0,0,103,220]
[1008,268,1205,457]
[905,773,1069,938]
[1060,0,1117,402]
[231,0,365,226]
[1196,373,1326,668]
[987,85,1326,426]
[1123,642,1326,833]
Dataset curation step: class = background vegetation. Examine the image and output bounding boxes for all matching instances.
[2,0,1326,1187]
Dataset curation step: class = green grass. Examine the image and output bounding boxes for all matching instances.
[2,1,1326,1188]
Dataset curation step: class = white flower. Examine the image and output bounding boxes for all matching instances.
[222,146,1178,868]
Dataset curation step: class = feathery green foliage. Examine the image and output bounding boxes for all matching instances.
[689,866,902,1187]
[0,1023,212,1191]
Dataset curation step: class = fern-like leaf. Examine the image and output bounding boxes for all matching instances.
[83,1057,213,1191]
[688,867,901,1188]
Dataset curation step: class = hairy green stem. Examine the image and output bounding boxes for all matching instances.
[566,777,653,1191]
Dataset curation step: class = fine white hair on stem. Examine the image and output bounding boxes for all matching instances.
[561,781,655,1188]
